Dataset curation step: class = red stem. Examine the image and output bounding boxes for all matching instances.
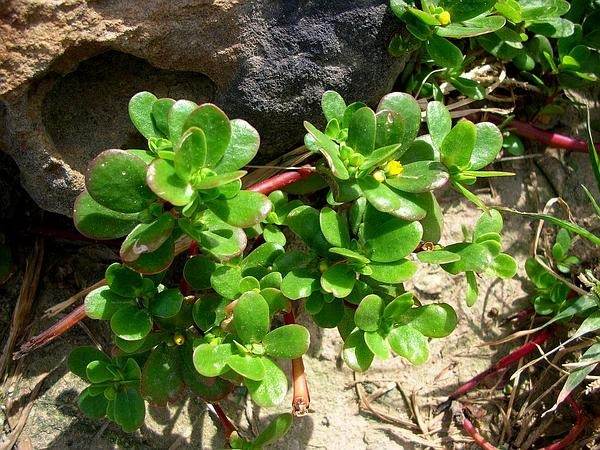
[13,305,86,360]
[440,328,552,408]
[462,415,498,450]
[540,396,586,450]
[211,403,237,441]
[284,310,311,416]
[502,119,597,153]
[247,166,315,195]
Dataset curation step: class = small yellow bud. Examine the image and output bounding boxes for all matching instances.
[385,160,404,177]
[173,333,185,346]
[438,11,451,26]
[319,260,329,273]
[373,170,386,183]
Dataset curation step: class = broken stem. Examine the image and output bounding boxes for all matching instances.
[284,310,310,416]
[438,328,552,411]
[13,304,86,360]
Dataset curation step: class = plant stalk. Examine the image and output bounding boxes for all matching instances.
[497,118,599,153]
[540,396,586,450]
[438,329,552,411]
[208,403,237,442]
[13,304,86,360]
[460,413,498,450]
[247,166,315,195]
[284,310,310,416]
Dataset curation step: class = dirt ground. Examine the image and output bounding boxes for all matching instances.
[1,148,598,449]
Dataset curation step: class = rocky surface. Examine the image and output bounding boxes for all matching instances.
[0,0,405,216]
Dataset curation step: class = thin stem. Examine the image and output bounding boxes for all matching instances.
[491,116,599,153]
[460,413,498,450]
[283,310,310,416]
[540,396,586,450]
[247,166,315,195]
[438,329,552,411]
[13,304,86,360]
[207,403,237,442]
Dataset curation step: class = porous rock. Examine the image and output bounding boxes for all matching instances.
[0,0,405,216]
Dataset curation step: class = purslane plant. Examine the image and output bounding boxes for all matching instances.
[64,90,516,446]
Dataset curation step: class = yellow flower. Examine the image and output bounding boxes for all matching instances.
[173,333,186,346]
[385,160,404,177]
[438,11,451,26]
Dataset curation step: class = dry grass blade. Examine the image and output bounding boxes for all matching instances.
[41,279,105,319]
[242,146,311,187]
[0,238,44,380]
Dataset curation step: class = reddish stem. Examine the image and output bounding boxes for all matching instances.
[439,328,552,411]
[210,403,237,441]
[540,396,586,450]
[13,305,86,359]
[462,415,498,450]
[284,310,311,416]
[499,119,598,153]
[247,166,315,195]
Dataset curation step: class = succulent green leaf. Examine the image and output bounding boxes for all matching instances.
[263,324,310,359]
[129,91,159,139]
[184,104,231,167]
[465,271,479,307]
[321,91,347,122]
[168,100,198,143]
[355,294,384,332]
[86,149,155,213]
[427,35,464,69]
[426,101,452,150]
[417,250,460,264]
[383,293,414,320]
[125,234,175,275]
[147,159,194,206]
[213,119,260,173]
[114,387,146,432]
[418,191,444,243]
[473,209,503,241]
[377,92,422,145]
[141,344,184,406]
[84,285,133,320]
[470,122,503,170]
[210,265,242,299]
[375,110,405,149]
[286,205,332,256]
[68,346,110,380]
[253,413,294,448]
[227,353,265,381]
[363,205,423,262]
[347,106,376,155]
[319,207,350,248]
[110,305,153,341]
[442,0,498,22]
[493,253,518,279]
[402,303,458,338]
[281,269,319,300]
[388,325,429,365]
[233,291,270,344]
[312,298,345,328]
[208,191,271,228]
[368,259,417,284]
[73,191,139,240]
[120,214,175,263]
[329,247,370,265]
[441,242,494,274]
[364,331,391,360]
[78,388,108,419]
[184,255,216,290]
[198,228,246,261]
[244,357,287,407]
[105,263,145,298]
[342,329,374,372]
[436,16,506,38]
[386,161,449,193]
[263,224,286,245]
[321,263,356,298]
[149,288,183,318]
[151,98,175,137]
[193,343,235,377]
[358,176,426,221]
[303,122,349,180]
[174,127,207,181]
[440,119,477,169]
[449,77,485,100]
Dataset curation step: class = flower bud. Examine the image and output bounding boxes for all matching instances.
[373,170,386,182]
[438,11,451,26]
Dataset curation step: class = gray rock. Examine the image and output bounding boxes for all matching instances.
[0,0,405,216]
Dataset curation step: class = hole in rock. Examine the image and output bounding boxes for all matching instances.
[42,51,216,173]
